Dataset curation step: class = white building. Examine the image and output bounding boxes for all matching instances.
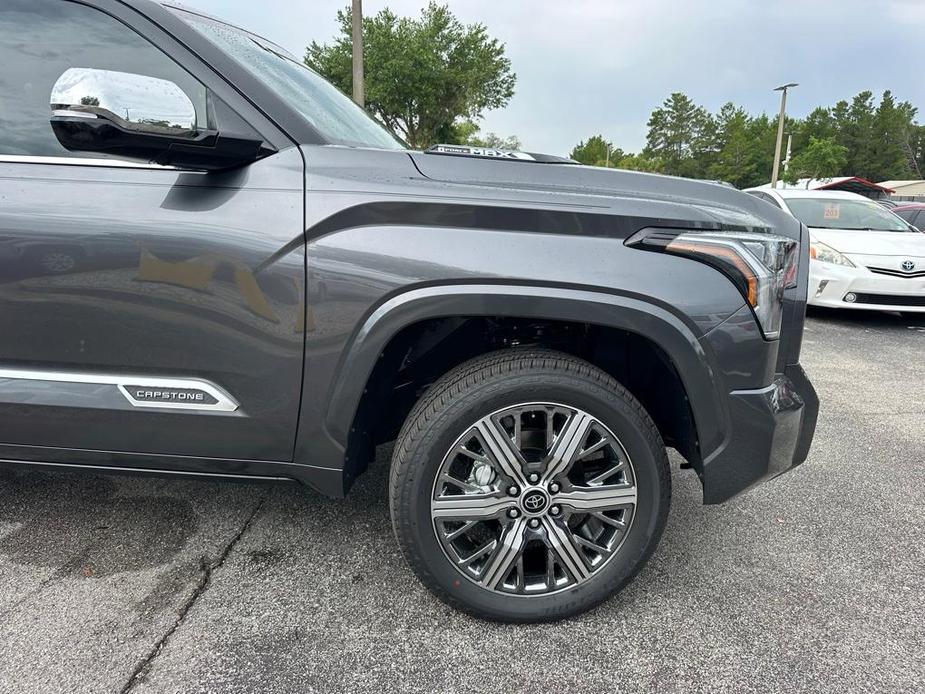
[878,180,925,200]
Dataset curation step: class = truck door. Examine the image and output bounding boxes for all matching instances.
[0,0,305,470]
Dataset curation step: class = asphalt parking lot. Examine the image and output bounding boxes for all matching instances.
[1,310,923,694]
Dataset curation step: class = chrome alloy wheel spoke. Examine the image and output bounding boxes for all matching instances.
[553,484,637,514]
[432,492,512,521]
[474,417,530,488]
[541,410,594,483]
[541,516,592,583]
[479,518,528,589]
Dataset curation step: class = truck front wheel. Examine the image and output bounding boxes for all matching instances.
[389,349,671,622]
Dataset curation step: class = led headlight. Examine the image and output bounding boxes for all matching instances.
[809,239,854,267]
[627,229,799,340]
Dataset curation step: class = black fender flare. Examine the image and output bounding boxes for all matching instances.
[318,283,730,473]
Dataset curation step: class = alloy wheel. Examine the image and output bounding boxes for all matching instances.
[431,402,637,595]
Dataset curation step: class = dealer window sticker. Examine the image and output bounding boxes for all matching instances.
[823,204,840,220]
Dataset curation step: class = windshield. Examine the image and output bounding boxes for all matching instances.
[173,10,405,150]
[785,197,911,232]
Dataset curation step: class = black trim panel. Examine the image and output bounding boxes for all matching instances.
[0,442,344,496]
[305,201,727,243]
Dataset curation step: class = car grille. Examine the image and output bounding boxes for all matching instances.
[867,266,925,278]
[852,293,925,307]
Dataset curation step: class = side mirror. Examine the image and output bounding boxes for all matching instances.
[49,68,271,171]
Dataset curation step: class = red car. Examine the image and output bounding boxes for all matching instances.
[892,203,925,230]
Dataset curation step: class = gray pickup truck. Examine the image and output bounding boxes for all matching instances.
[0,0,818,621]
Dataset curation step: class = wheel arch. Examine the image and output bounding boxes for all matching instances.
[298,283,730,496]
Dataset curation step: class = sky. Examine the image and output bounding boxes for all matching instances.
[186,0,925,157]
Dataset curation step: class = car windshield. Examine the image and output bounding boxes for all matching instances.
[785,197,911,232]
[173,9,405,150]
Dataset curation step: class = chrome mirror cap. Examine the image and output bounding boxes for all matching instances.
[50,67,196,137]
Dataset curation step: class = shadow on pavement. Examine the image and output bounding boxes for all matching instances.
[807,305,925,329]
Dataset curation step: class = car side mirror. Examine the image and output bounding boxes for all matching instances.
[49,68,271,171]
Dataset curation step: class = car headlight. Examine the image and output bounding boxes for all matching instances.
[626,229,798,340]
[809,239,854,267]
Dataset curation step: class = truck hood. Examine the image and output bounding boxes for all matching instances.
[407,149,797,237]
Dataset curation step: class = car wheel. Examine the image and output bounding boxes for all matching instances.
[389,349,670,622]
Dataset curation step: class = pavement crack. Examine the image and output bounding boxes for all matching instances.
[0,570,65,621]
[118,492,268,694]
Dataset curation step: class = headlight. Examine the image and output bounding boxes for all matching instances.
[626,229,798,340]
[809,239,854,267]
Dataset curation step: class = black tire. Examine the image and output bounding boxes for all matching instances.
[389,349,671,622]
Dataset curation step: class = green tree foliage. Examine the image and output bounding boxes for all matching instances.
[801,106,837,142]
[569,135,621,166]
[906,124,925,178]
[794,91,919,181]
[474,132,522,149]
[615,153,663,173]
[442,120,521,149]
[572,89,921,188]
[567,136,660,171]
[842,92,876,176]
[644,92,713,177]
[783,137,848,185]
[870,91,918,181]
[305,2,515,149]
[708,103,759,187]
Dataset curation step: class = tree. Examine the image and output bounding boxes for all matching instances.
[800,106,837,143]
[708,103,759,188]
[787,91,919,182]
[868,91,917,181]
[616,152,663,173]
[472,132,522,150]
[784,137,848,185]
[904,123,925,178]
[567,136,663,172]
[569,135,621,166]
[454,120,523,150]
[622,89,921,186]
[643,92,712,177]
[743,113,781,188]
[833,91,876,177]
[305,3,516,149]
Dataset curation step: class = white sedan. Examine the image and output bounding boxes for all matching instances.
[745,188,925,314]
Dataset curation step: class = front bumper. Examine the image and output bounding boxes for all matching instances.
[700,364,819,504]
[808,260,925,311]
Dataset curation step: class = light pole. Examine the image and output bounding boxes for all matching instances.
[770,83,797,189]
[351,0,364,107]
[782,132,793,176]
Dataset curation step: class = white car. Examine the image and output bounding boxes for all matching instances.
[745,188,925,314]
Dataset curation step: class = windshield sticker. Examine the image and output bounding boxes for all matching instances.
[823,204,840,220]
